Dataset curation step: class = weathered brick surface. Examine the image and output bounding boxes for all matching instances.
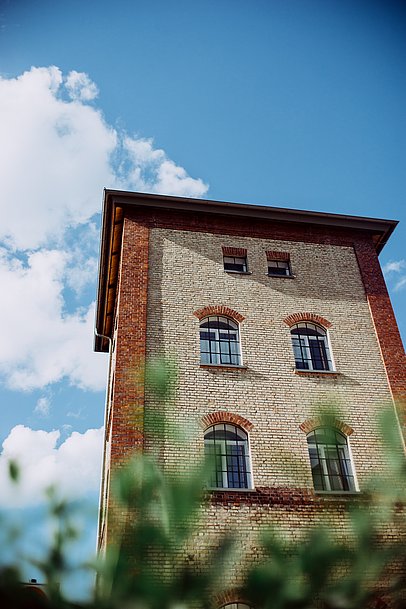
[354,238,406,427]
[200,411,254,432]
[266,250,290,261]
[144,226,394,490]
[99,217,149,551]
[194,305,245,322]
[222,246,247,257]
[299,415,353,436]
[98,205,405,595]
[283,312,332,328]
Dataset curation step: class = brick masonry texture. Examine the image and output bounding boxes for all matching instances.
[99,205,406,593]
[222,246,248,257]
[266,250,290,261]
[299,415,354,436]
[193,305,245,323]
[282,311,333,328]
[200,411,254,432]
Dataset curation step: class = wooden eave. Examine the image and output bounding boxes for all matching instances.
[94,189,398,353]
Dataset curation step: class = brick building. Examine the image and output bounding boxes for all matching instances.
[94,190,405,602]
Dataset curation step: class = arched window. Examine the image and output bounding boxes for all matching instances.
[200,316,241,366]
[290,322,333,371]
[204,423,252,489]
[307,428,356,491]
[221,604,254,609]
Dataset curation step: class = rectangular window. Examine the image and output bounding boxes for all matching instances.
[223,255,247,273]
[266,251,292,276]
[222,246,248,273]
[268,260,291,276]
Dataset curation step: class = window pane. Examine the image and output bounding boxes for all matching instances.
[307,427,355,493]
[200,316,241,366]
[268,260,290,275]
[291,323,332,371]
[223,256,247,272]
[204,424,250,489]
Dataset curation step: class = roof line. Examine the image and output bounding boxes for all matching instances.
[103,188,398,229]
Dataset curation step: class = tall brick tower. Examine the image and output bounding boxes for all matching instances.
[94,190,405,598]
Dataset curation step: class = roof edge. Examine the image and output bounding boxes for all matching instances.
[94,189,398,352]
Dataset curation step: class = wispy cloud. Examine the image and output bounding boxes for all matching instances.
[383,259,406,292]
[34,396,51,417]
[383,260,406,274]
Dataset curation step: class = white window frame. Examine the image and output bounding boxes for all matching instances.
[290,322,335,372]
[307,428,357,492]
[204,423,253,490]
[199,316,242,366]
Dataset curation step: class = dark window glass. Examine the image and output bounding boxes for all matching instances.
[268,260,291,276]
[307,428,356,492]
[224,256,247,272]
[290,322,333,371]
[205,423,252,489]
[200,316,241,365]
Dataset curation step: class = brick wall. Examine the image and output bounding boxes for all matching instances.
[99,207,405,591]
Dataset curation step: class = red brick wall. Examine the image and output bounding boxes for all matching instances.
[354,238,406,433]
[102,217,149,548]
[110,217,149,465]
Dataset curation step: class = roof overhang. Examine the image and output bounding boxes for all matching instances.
[94,189,398,352]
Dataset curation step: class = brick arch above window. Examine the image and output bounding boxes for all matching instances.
[200,411,254,432]
[213,589,252,609]
[299,416,354,437]
[283,312,332,329]
[193,305,245,323]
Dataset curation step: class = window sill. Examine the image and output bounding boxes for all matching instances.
[200,364,248,371]
[294,369,339,377]
[315,490,361,496]
[267,273,295,278]
[224,270,252,275]
[207,487,254,492]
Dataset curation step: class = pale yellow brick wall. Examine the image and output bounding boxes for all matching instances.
[145,227,392,481]
[143,227,396,588]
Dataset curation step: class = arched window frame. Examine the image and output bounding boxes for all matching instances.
[290,321,335,372]
[204,422,253,490]
[306,427,357,492]
[221,604,254,609]
[199,315,242,366]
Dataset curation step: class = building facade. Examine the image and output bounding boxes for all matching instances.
[95,190,405,600]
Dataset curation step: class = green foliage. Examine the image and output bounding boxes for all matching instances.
[0,362,405,608]
[8,459,20,484]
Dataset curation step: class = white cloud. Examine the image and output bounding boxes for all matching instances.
[0,66,208,251]
[383,259,406,292]
[383,260,406,274]
[0,65,208,393]
[0,67,117,250]
[122,136,208,197]
[0,425,103,507]
[65,70,99,101]
[34,396,51,417]
[0,248,107,391]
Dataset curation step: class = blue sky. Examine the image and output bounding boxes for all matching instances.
[0,0,405,599]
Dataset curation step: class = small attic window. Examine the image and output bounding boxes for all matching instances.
[266,251,292,276]
[222,246,248,273]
